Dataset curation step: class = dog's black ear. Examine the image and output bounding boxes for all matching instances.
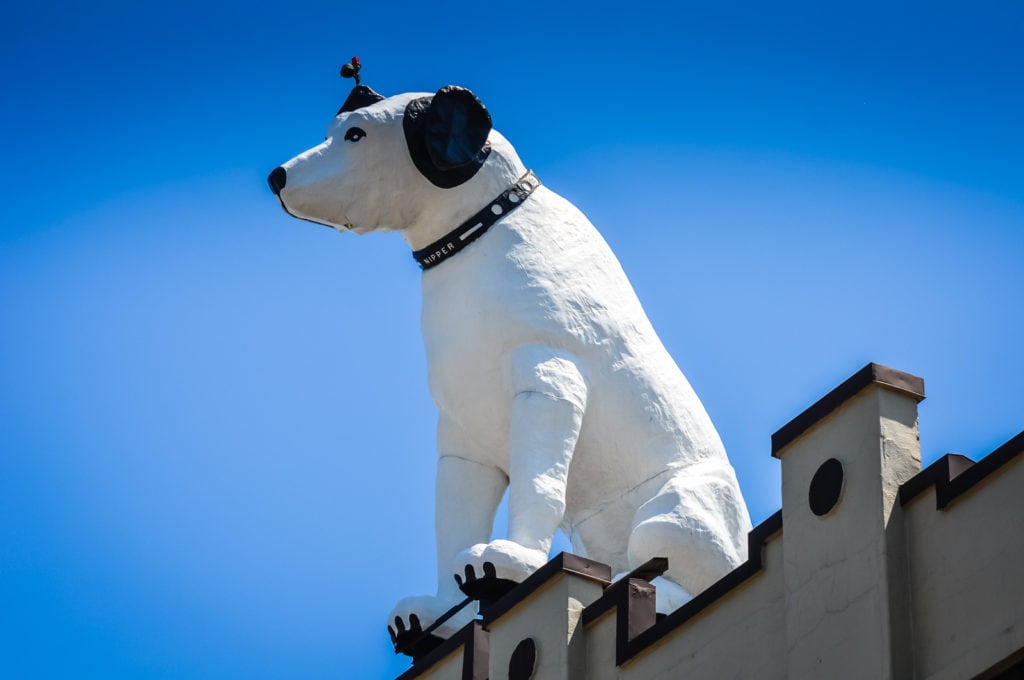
[424,86,492,170]
[404,86,492,188]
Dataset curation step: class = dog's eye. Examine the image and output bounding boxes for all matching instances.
[344,127,366,142]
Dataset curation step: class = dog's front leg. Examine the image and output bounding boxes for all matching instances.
[457,345,587,585]
[435,450,507,595]
[388,419,505,647]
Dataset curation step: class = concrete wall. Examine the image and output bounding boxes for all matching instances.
[397,364,1023,680]
[902,448,1024,679]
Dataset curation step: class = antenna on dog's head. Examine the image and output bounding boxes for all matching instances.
[336,56,384,114]
[340,56,361,86]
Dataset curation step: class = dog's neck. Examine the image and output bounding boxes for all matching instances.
[400,138,526,253]
[409,170,539,271]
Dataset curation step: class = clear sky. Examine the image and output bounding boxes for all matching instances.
[2,1,1021,678]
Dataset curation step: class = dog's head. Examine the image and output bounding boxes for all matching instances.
[269,86,525,244]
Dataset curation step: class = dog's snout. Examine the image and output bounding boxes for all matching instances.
[267,166,287,195]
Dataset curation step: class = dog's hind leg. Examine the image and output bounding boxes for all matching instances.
[626,463,751,613]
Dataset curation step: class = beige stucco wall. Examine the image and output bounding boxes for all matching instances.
[413,647,465,680]
[904,454,1024,679]
[610,537,787,680]
[485,572,605,680]
[778,387,922,680]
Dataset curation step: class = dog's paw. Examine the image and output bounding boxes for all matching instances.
[454,540,549,605]
[457,540,549,582]
[387,594,474,659]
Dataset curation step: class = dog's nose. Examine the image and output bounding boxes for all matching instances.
[267,166,287,195]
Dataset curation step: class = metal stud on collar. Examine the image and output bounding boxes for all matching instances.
[412,170,541,270]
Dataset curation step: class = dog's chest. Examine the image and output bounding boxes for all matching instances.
[415,194,634,452]
[418,234,525,431]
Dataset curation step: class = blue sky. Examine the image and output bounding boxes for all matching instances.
[2,1,1021,677]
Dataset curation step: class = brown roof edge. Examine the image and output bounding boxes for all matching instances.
[900,430,1024,510]
[771,363,926,458]
[396,620,488,680]
[396,552,611,679]
[582,557,669,626]
[972,643,1024,680]
[479,552,611,626]
[581,510,783,666]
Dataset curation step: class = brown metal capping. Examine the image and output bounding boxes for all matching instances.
[581,558,666,664]
[582,510,784,667]
[898,453,976,508]
[396,620,488,680]
[972,643,1024,679]
[900,430,1024,510]
[480,552,612,627]
[771,363,926,458]
[581,574,659,665]
[582,557,669,626]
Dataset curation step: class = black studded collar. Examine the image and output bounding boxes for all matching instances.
[412,171,540,270]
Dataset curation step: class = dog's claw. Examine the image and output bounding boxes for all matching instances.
[456,559,520,608]
[388,594,475,660]
[390,612,445,660]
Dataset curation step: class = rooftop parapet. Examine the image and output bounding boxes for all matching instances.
[396,363,1023,680]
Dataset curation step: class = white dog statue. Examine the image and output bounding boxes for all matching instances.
[270,73,752,649]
